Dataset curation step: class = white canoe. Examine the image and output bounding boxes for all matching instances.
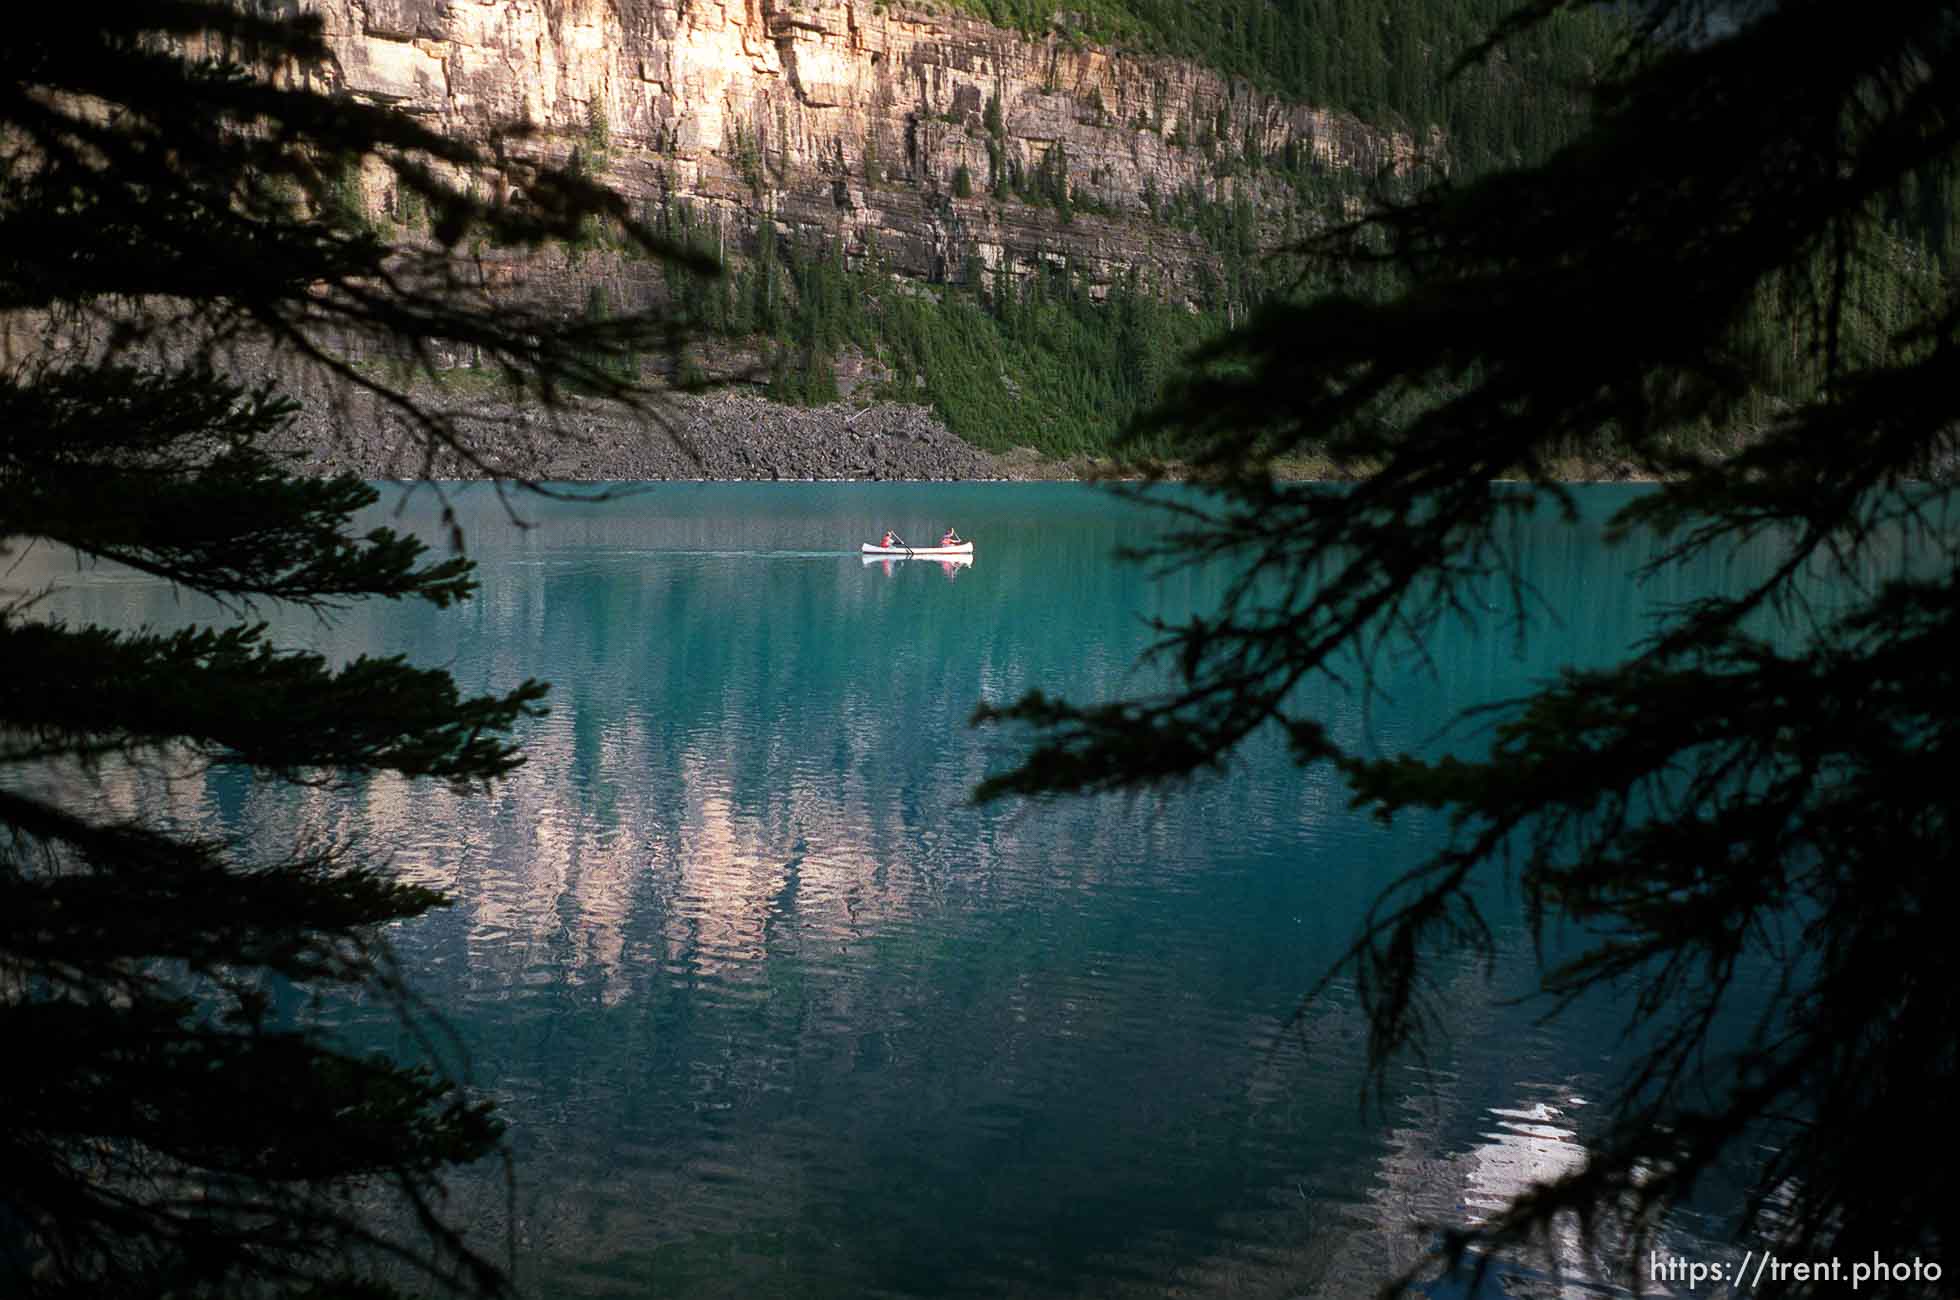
[861,542,973,556]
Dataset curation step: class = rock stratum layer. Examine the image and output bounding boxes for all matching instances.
[310,0,1414,295]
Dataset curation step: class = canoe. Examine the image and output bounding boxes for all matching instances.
[861,542,973,556]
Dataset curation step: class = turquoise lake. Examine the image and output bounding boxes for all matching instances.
[33,481,1805,1298]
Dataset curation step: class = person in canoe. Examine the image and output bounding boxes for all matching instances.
[881,530,897,547]
[940,526,962,546]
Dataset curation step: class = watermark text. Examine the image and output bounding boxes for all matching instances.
[1649,1251,1942,1291]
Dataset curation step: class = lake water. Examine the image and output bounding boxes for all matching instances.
[30,482,1797,1298]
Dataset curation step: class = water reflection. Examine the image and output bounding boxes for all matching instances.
[12,484,1792,1298]
[861,553,974,579]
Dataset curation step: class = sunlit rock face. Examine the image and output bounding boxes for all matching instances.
[302,0,1419,297]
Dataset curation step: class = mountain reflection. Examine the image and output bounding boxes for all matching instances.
[9,483,1790,1298]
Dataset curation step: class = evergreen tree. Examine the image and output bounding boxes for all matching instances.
[977,2,1960,1295]
[1,4,704,1295]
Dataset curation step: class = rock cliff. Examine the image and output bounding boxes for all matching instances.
[307,0,1418,296]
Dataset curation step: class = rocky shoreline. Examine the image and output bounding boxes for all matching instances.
[273,388,1090,483]
[267,385,1715,485]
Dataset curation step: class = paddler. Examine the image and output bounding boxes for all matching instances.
[940,526,961,546]
[881,530,896,546]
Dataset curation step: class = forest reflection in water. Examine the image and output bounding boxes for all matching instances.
[15,481,1844,1298]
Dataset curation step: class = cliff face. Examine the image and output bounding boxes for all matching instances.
[308,0,1417,295]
